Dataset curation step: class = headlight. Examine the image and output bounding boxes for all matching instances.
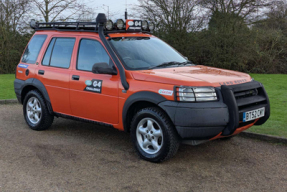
[177,87,217,102]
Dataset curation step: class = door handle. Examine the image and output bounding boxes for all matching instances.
[72,75,80,81]
[38,70,45,75]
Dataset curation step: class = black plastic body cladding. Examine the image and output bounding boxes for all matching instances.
[123,91,167,132]
[159,100,229,139]
[14,78,53,114]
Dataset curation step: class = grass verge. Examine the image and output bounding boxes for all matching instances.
[0,74,16,100]
[248,74,287,138]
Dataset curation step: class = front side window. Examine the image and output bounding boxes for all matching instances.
[42,37,75,68]
[77,39,111,71]
[109,37,188,70]
[21,35,47,64]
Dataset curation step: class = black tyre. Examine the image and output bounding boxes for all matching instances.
[23,90,54,131]
[130,107,180,162]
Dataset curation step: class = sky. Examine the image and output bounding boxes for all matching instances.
[84,0,140,20]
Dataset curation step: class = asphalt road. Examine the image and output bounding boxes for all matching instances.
[0,104,286,192]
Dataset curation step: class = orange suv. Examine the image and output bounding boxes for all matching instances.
[14,13,270,162]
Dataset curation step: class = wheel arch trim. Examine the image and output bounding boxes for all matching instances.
[122,91,167,132]
[15,78,53,114]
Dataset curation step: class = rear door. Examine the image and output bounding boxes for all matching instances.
[69,36,119,124]
[36,35,76,115]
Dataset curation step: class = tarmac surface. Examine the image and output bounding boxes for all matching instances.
[0,104,286,191]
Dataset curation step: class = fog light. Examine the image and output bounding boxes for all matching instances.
[142,20,148,30]
[106,20,113,30]
[116,19,124,30]
[149,22,155,31]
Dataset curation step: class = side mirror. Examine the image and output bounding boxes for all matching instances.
[92,63,117,75]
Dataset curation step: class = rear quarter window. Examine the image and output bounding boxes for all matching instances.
[21,35,47,64]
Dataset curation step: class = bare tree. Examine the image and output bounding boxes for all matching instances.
[265,1,287,31]
[0,0,32,74]
[136,0,205,32]
[199,0,271,23]
[32,0,88,22]
[0,0,31,32]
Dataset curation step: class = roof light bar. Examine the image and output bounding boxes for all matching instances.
[106,20,113,30]
[116,19,124,30]
[142,20,148,30]
[149,22,155,31]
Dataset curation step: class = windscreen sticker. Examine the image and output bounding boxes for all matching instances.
[159,89,173,96]
[84,79,102,93]
[18,64,28,68]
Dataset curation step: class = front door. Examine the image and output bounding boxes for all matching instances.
[69,37,119,124]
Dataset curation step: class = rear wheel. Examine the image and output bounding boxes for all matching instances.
[130,107,179,162]
[23,90,54,131]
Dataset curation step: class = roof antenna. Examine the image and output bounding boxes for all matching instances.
[125,0,128,20]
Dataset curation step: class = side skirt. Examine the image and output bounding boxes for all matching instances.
[54,112,114,128]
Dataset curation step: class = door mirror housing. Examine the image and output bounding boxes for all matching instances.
[92,63,117,75]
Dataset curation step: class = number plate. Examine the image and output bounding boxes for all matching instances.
[243,107,265,122]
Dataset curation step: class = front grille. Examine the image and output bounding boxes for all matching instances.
[234,86,268,112]
[234,88,258,99]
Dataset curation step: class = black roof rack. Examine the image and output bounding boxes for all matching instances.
[30,21,151,34]
[31,21,99,32]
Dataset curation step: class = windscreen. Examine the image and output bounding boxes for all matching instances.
[109,37,187,70]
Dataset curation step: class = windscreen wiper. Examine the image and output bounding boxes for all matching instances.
[178,61,194,66]
[149,61,180,69]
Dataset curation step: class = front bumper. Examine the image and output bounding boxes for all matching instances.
[159,81,270,140]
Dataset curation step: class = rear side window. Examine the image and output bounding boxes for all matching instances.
[42,37,75,68]
[77,39,111,71]
[42,38,56,66]
[21,35,47,64]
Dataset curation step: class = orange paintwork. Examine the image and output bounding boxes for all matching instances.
[131,65,251,87]
[209,119,259,140]
[17,30,256,138]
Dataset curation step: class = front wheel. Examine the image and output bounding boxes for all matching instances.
[130,107,180,162]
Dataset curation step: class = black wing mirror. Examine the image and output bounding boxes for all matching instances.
[92,63,117,75]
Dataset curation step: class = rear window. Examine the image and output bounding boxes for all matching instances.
[21,35,47,64]
[42,37,75,68]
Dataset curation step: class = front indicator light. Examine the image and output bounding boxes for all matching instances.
[177,87,217,102]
